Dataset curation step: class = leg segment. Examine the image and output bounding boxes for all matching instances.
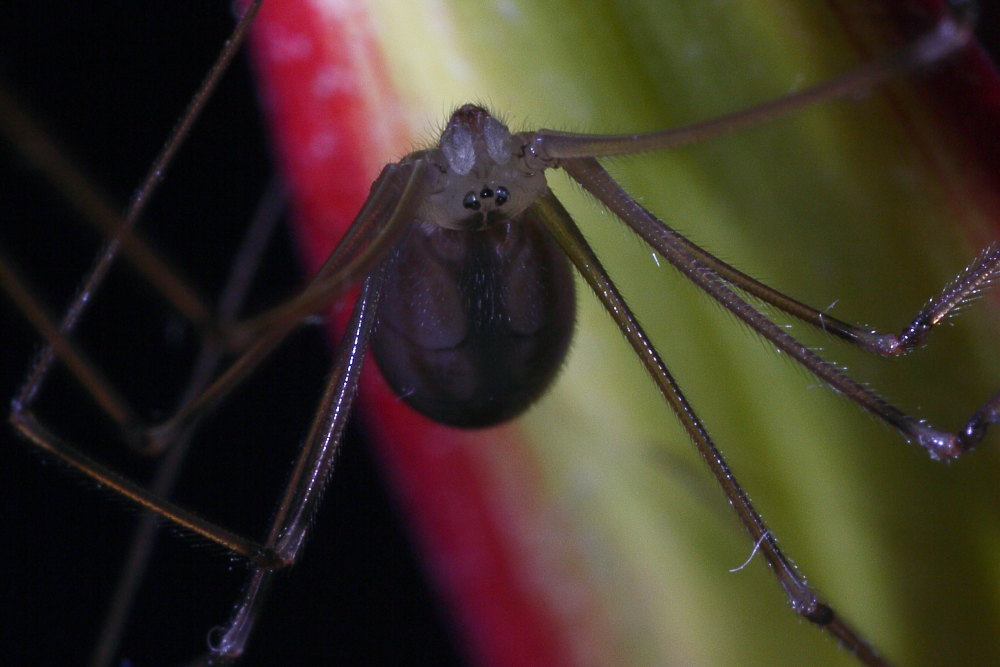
[563,156,998,460]
[534,190,888,666]
[207,259,389,663]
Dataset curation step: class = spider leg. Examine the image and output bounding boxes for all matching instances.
[534,188,888,665]
[564,156,996,459]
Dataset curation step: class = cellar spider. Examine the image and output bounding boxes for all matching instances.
[3,0,1000,664]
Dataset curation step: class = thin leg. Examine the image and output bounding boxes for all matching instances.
[200,160,437,661]
[88,178,288,667]
[532,190,887,666]
[207,260,390,664]
[0,71,448,455]
[9,123,430,658]
[525,7,972,160]
[516,4,991,362]
[8,145,429,556]
[12,0,262,412]
[570,207,1000,358]
[10,406,273,559]
[563,156,997,460]
[151,159,433,447]
[2,0,263,433]
[875,245,1000,356]
[231,162,423,339]
[0,249,140,432]
[0,80,213,335]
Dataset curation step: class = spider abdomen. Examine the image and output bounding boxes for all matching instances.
[372,204,575,428]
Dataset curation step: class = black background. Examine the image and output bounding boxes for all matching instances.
[1,3,461,665]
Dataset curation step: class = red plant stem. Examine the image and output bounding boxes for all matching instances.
[245,1,611,664]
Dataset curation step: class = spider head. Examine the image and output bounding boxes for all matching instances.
[421,104,548,231]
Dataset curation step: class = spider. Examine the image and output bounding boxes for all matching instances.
[1,1,1000,667]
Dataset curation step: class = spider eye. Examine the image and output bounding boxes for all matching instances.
[494,186,509,206]
[462,191,480,210]
[479,187,494,199]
